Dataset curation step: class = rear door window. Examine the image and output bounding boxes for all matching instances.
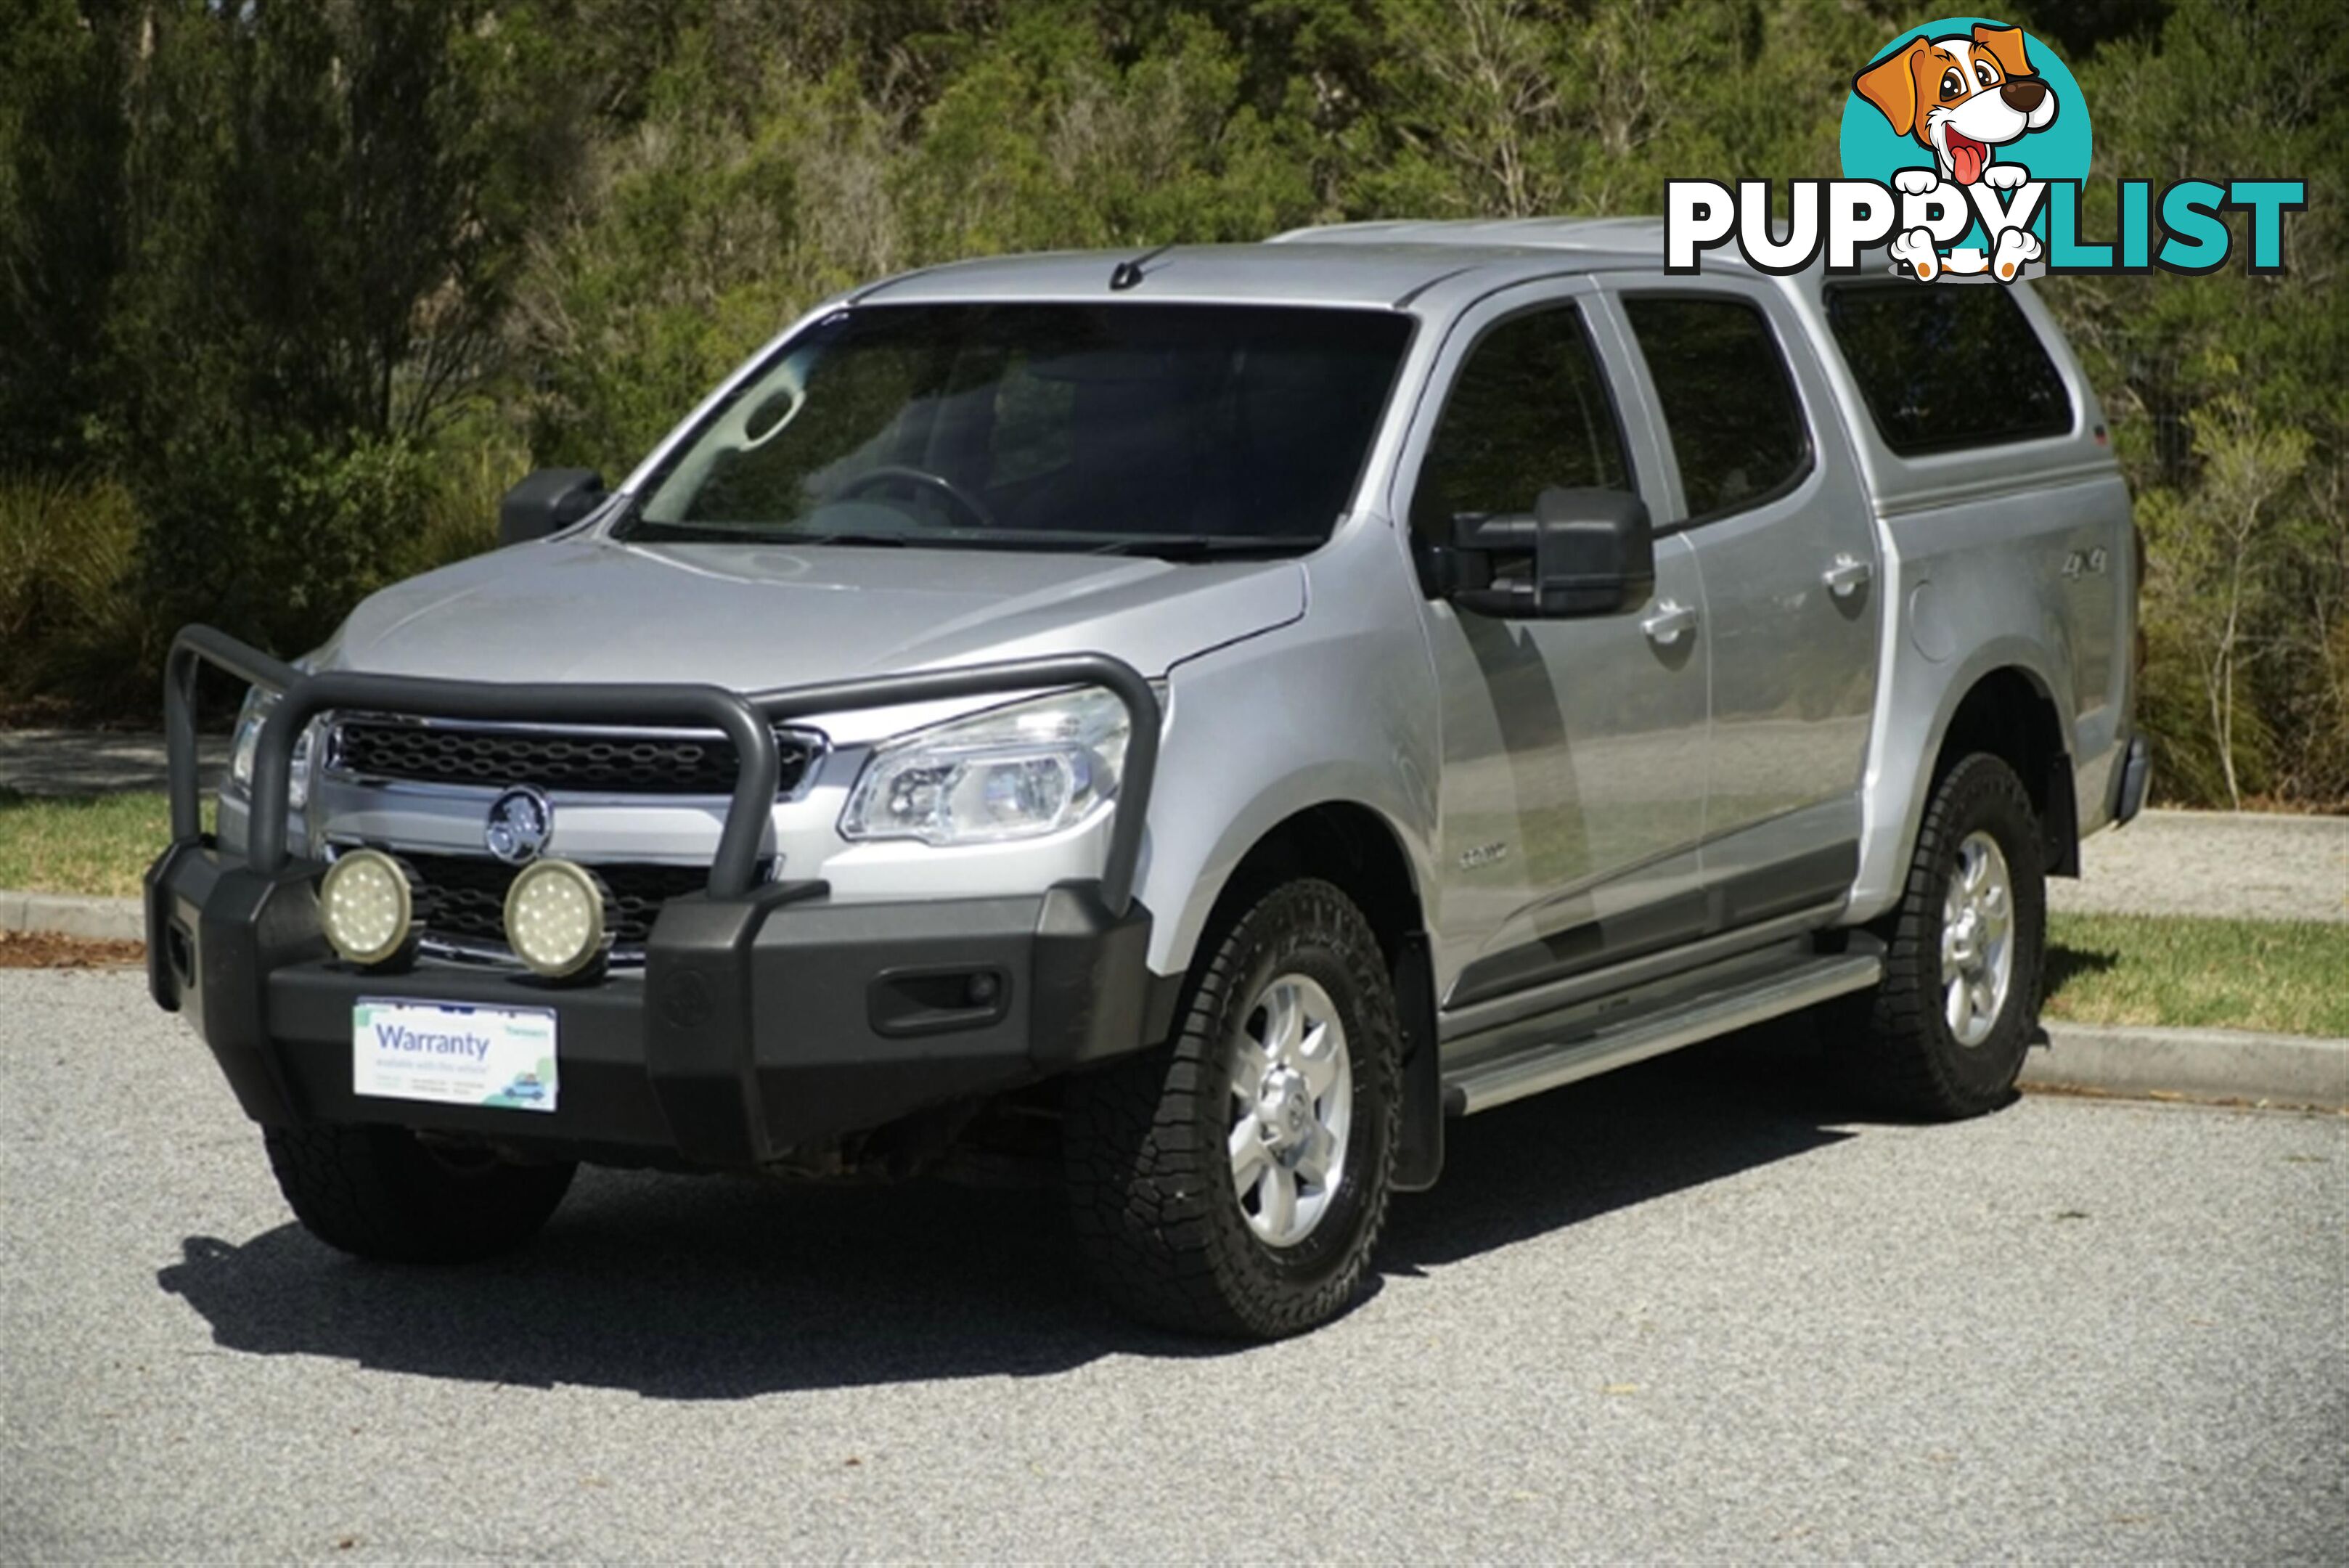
[1825,283,2073,455]
[1623,295,1810,523]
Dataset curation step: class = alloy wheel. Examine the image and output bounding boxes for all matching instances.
[1227,973,1352,1248]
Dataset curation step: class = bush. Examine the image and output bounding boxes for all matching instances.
[397,425,520,581]
[1,433,514,727]
[0,473,166,723]
[128,434,438,669]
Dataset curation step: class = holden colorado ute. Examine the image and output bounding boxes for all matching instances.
[147,219,2146,1337]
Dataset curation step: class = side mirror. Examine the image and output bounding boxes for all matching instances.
[1437,487,1654,618]
[499,468,607,546]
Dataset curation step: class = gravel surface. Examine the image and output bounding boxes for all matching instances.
[2054,809,2349,923]
[5,968,2345,1563]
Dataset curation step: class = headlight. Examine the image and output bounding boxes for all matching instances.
[841,687,1132,846]
[227,688,314,810]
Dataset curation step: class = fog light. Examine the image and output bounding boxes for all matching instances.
[319,849,414,968]
[503,859,608,979]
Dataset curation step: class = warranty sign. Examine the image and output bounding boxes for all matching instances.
[352,998,560,1113]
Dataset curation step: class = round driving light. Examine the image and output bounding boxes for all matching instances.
[503,859,608,979]
[318,849,414,968]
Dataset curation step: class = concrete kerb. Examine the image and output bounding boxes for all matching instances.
[2025,1023,2348,1111]
[1,891,144,943]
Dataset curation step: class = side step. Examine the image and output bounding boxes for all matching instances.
[1442,952,1882,1116]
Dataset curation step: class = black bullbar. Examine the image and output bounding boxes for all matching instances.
[145,625,1163,1168]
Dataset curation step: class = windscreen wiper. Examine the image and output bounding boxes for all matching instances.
[789,530,912,547]
[640,525,915,547]
[1087,534,1326,559]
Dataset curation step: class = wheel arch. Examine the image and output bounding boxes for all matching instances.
[1851,642,2081,925]
[1933,664,2078,878]
[1196,801,1425,968]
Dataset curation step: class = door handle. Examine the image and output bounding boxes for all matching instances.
[1823,553,1873,598]
[1641,600,1697,646]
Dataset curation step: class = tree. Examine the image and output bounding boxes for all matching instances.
[0,0,133,471]
[2138,382,2313,806]
[98,0,560,653]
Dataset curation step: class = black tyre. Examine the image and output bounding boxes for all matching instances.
[264,1124,576,1263]
[1830,751,2047,1119]
[1064,878,1400,1338]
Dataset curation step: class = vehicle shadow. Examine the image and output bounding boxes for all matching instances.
[2041,938,2120,1005]
[158,1024,1860,1399]
[1381,1021,1856,1273]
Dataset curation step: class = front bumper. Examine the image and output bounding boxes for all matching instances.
[147,841,1152,1165]
[150,626,1164,1169]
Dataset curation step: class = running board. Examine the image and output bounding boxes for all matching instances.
[1442,952,1882,1116]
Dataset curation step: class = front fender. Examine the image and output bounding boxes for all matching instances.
[1136,613,1439,979]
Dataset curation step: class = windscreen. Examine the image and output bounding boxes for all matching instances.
[621,303,1413,557]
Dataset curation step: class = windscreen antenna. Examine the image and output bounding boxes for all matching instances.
[1108,243,1176,291]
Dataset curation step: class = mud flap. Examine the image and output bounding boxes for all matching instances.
[1391,932,1445,1192]
[2044,750,2080,877]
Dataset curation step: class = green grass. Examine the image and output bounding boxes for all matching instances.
[3,793,2342,1037]
[0,789,203,899]
[2046,911,2349,1038]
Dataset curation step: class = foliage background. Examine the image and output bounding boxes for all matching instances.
[1,0,2341,807]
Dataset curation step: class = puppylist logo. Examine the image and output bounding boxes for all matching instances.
[1665,16,2304,282]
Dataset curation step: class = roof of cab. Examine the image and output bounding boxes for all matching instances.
[1270,215,1688,266]
[847,219,1762,311]
[1282,216,1795,278]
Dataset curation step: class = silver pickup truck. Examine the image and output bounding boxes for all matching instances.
[148,218,2146,1337]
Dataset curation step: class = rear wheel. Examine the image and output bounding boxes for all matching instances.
[1830,751,2046,1118]
[1064,878,1400,1338]
[264,1124,575,1263]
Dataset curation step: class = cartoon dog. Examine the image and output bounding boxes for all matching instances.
[1855,23,2058,280]
[1856,23,2057,188]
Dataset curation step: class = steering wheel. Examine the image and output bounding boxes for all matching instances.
[833,465,997,529]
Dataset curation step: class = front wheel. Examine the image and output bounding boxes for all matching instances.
[1829,751,2047,1118]
[264,1124,576,1263]
[1063,878,1400,1338]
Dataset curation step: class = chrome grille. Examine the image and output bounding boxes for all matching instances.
[327,716,821,796]
[394,852,724,957]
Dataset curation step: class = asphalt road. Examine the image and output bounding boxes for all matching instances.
[5,969,2344,1563]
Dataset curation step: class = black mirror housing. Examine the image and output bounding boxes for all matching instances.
[499,468,608,546]
[1438,487,1654,618]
